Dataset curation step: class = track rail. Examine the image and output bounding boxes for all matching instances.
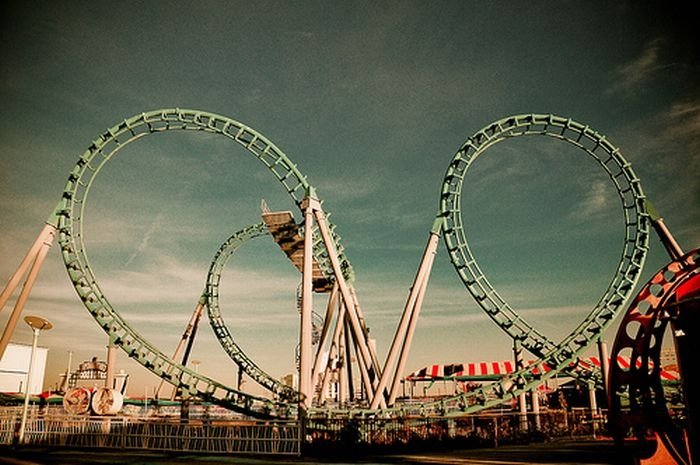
[55,109,352,418]
[439,114,650,387]
[54,110,652,419]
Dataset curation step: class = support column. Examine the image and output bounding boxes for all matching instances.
[588,381,598,437]
[313,207,380,404]
[646,201,683,260]
[0,225,56,359]
[338,329,347,405]
[514,339,528,432]
[388,253,436,405]
[531,389,541,430]
[18,327,41,444]
[311,283,339,385]
[317,293,346,404]
[597,337,610,398]
[299,196,316,411]
[105,342,117,389]
[373,228,440,408]
[237,365,244,392]
[156,300,205,400]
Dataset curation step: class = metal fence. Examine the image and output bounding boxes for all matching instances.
[0,408,300,455]
[305,408,606,452]
[1,407,604,456]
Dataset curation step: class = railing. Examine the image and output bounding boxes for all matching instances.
[0,407,605,456]
[305,409,607,452]
[0,408,300,455]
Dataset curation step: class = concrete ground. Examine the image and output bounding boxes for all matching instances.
[0,439,635,465]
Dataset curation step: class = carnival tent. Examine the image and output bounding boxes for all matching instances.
[405,356,680,382]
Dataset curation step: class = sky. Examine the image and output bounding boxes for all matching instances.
[1,1,698,398]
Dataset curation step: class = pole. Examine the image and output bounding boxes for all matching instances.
[388,256,435,405]
[155,300,204,400]
[588,382,598,437]
[299,196,315,411]
[18,316,52,444]
[0,226,56,359]
[597,338,610,398]
[63,351,73,392]
[18,327,40,444]
[531,388,541,430]
[646,201,683,260]
[513,339,528,433]
[105,342,117,389]
[311,283,339,385]
[312,207,380,403]
[372,230,440,408]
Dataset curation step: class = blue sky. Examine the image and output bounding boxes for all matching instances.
[1,1,698,396]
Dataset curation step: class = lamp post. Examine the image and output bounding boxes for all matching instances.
[18,315,52,445]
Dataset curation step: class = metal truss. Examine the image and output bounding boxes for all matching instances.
[439,114,650,387]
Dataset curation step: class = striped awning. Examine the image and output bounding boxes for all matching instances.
[405,356,680,381]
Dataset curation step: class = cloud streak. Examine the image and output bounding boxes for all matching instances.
[609,38,665,93]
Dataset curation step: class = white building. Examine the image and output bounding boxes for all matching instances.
[0,342,49,395]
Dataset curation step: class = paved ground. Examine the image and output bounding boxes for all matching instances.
[0,439,634,465]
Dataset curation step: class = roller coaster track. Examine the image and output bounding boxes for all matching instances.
[439,114,650,387]
[203,222,297,400]
[204,221,326,401]
[54,109,352,418]
[309,114,651,418]
[46,109,651,419]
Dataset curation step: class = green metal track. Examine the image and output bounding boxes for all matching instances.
[54,110,652,419]
[438,114,649,387]
[55,109,351,418]
[203,223,297,400]
[310,114,651,418]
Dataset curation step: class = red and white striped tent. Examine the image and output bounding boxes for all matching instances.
[405,356,680,382]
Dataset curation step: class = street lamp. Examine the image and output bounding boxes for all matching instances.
[18,315,52,445]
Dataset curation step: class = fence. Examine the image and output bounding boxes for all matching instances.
[0,407,300,455]
[305,408,607,453]
[0,407,604,456]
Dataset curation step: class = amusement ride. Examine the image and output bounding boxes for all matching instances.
[0,109,697,463]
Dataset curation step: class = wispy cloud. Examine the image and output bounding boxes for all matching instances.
[125,213,164,266]
[668,101,700,149]
[609,38,664,93]
[572,178,613,220]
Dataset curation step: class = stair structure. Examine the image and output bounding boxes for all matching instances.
[261,210,333,293]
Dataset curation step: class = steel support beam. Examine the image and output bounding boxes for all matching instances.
[312,206,382,405]
[372,229,439,408]
[387,230,439,406]
[299,196,316,411]
[0,224,56,359]
[156,300,205,400]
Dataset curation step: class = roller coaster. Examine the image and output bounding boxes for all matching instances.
[1,109,697,463]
